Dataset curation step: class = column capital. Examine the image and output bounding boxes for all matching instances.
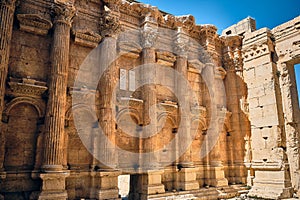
[0,0,16,7]
[141,20,158,49]
[51,2,76,27]
[174,27,189,57]
[99,6,121,38]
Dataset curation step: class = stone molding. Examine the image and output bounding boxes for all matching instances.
[72,29,102,48]
[156,51,176,67]
[118,41,142,58]
[7,77,47,98]
[17,14,52,35]
[2,96,46,123]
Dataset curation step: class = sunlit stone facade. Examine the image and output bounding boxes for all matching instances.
[0,0,299,199]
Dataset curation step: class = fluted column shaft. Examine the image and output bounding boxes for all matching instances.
[98,37,118,169]
[0,0,16,170]
[142,47,158,167]
[42,3,75,171]
[176,55,193,167]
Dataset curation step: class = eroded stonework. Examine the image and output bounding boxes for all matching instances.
[0,0,299,199]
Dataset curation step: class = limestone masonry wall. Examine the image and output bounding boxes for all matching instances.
[0,0,299,199]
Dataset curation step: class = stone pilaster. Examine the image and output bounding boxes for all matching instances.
[140,16,159,168]
[174,27,199,191]
[223,36,248,184]
[242,28,293,199]
[0,0,16,172]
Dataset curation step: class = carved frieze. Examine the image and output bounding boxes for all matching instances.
[72,29,102,48]
[7,77,47,98]
[188,59,205,74]
[118,41,142,58]
[156,51,176,67]
[17,14,52,35]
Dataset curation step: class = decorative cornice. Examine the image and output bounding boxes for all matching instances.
[51,2,76,27]
[117,97,143,109]
[158,100,178,112]
[7,77,47,98]
[188,59,205,74]
[17,14,52,36]
[175,15,196,32]
[118,41,142,58]
[99,5,122,38]
[72,29,102,48]
[156,51,176,67]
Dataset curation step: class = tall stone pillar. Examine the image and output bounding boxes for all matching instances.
[141,37,158,168]
[92,3,122,200]
[128,15,165,200]
[37,2,75,200]
[174,27,199,191]
[242,29,293,199]
[0,0,16,172]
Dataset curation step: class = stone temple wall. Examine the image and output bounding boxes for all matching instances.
[0,0,299,199]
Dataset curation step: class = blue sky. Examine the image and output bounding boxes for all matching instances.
[138,0,300,105]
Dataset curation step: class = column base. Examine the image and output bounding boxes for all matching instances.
[90,170,121,200]
[129,170,165,200]
[248,163,294,199]
[209,162,228,187]
[176,167,199,191]
[142,170,165,195]
[32,171,69,200]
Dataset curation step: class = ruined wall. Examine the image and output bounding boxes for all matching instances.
[0,0,299,199]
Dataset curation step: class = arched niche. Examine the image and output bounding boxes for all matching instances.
[3,98,44,171]
[115,108,142,169]
[65,104,96,170]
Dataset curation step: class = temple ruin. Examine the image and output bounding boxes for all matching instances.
[0,0,299,199]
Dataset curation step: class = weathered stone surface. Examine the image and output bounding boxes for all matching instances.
[0,0,299,199]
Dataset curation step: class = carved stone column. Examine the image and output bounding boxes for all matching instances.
[128,15,165,200]
[173,27,200,191]
[92,4,121,200]
[37,2,75,200]
[141,20,159,168]
[0,0,16,172]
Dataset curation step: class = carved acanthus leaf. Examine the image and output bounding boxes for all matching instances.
[141,22,158,48]
[99,6,122,38]
[51,2,76,26]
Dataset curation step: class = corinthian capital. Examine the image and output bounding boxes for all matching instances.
[140,16,158,49]
[99,6,121,38]
[0,0,16,7]
[174,27,189,56]
[52,1,76,26]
